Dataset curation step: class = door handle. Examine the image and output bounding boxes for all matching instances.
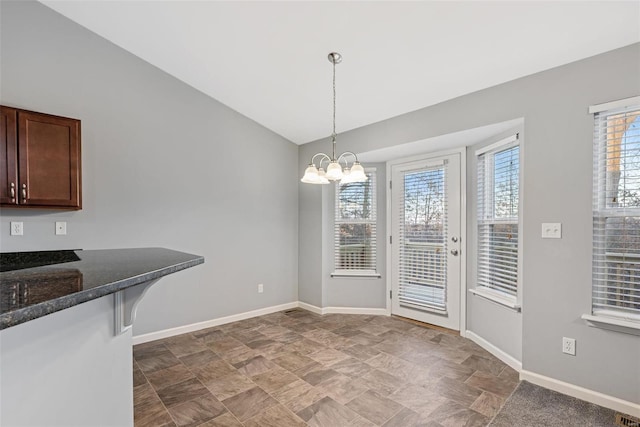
[10,182,15,200]
[450,249,459,256]
[21,184,27,202]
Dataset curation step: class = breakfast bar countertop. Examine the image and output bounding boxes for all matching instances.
[0,247,204,330]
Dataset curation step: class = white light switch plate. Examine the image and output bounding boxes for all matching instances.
[542,223,562,239]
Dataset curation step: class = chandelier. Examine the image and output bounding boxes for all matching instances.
[301,52,367,185]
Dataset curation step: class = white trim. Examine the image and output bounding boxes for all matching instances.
[324,306,389,315]
[386,147,467,332]
[469,288,521,311]
[386,146,464,169]
[331,271,381,278]
[386,160,393,317]
[132,302,298,345]
[465,330,522,372]
[297,302,388,316]
[588,95,640,114]
[459,149,468,334]
[297,301,324,315]
[475,133,519,156]
[581,313,640,336]
[520,370,640,417]
[517,133,525,309]
[134,302,392,344]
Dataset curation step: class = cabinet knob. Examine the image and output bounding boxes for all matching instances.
[10,182,15,200]
[21,183,27,202]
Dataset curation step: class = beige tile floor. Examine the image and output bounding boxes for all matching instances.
[133,309,519,427]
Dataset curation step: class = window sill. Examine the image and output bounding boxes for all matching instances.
[581,312,640,336]
[331,271,381,279]
[469,288,521,312]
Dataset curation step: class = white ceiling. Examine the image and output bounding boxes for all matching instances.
[40,1,640,145]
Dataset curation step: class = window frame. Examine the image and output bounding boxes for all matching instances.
[587,97,640,332]
[471,134,522,310]
[332,168,380,278]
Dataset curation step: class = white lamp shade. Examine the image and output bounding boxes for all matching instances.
[349,162,367,182]
[317,167,330,184]
[340,168,356,184]
[325,161,344,180]
[301,164,319,183]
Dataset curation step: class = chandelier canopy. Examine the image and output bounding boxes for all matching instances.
[301,52,367,185]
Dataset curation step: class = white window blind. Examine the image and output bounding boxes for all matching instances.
[477,137,520,299]
[398,164,448,311]
[334,171,376,274]
[593,103,640,321]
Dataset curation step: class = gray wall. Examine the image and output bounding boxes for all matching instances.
[467,126,524,363]
[299,44,640,403]
[0,1,299,336]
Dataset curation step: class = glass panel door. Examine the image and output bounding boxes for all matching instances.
[391,153,462,330]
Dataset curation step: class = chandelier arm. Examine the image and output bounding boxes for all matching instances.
[311,152,332,167]
[337,151,359,165]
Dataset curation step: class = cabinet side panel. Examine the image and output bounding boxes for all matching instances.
[0,106,18,205]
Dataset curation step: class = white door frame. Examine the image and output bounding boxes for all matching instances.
[385,147,467,336]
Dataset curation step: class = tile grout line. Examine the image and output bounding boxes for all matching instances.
[188,330,310,427]
[182,339,257,427]
[134,356,177,427]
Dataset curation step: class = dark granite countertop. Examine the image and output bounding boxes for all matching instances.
[0,248,204,330]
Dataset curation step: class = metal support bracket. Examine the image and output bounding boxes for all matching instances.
[114,279,160,335]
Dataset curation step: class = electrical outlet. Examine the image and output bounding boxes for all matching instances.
[55,221,67,235]
[10,222,23,236]
[258,283,264,293]
[562,337,576,356]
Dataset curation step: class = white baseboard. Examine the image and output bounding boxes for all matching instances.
[465,330,522,372]
[324,306,389,316]
[297,301,323,315]
[520,370,640,418]
[132,302,298,345]
[297,302,388,316]
[133,302,387,345]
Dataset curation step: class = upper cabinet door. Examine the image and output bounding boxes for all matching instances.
[0,107,18,205]
[17,111,81,209]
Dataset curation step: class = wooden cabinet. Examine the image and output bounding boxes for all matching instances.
[0,106,81,209]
